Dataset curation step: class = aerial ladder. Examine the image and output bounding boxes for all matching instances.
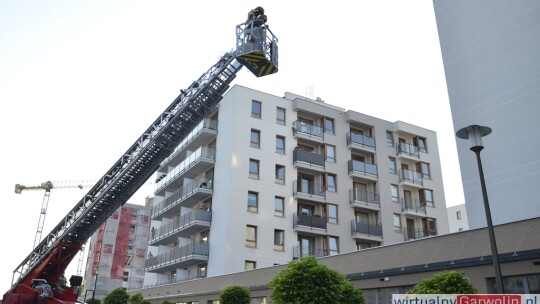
[3,15,278,304]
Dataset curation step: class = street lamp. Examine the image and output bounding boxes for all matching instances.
[456,125,504,294]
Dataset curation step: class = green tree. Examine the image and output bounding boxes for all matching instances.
[269,256,365,304]
[86,298,102,304]
[129,293,144,304]
[161,301,173,304]
[219,285,251,304]
[103,288,130,304]
[407,271,477,294]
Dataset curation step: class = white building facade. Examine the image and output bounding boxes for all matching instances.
[144,85,449,286]
[447,204,469,233]
[433,1,540,229]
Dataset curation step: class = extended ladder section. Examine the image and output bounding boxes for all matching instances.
[9,53,243,292]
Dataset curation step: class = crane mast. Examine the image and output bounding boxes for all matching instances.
[4,17,278,304]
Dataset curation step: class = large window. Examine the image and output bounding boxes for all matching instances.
[327,236,339,256]
[419,189,434,207]
[247,191,258,212]
[325,144,336,162]
[416,162,431,179]
[276,135,285,154]
[386,131,394,147]
[249,159,260,179]
[327,204,338,224]
[246,225,257,247]
[393,214,402,231]
[389,157,396,174]
[324,117,335,135]
[276,107,286,125]
[325,173,337,192]
[391,185,399,202]
[251,100,262,118]
[274,229,284,251]
[414,136,427,153]
[274,196,284,217]
[275,165,285,184]
[245,260,256,270]
[250,129,261,148]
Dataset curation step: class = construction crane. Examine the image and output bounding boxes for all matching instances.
[14,181,94,249]
[3,14,278,304]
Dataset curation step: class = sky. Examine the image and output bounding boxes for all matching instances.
[0,0,464,295]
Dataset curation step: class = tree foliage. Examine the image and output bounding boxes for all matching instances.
[129,293,144,304]
[269,256,365,304]
[103,288,130,304]
[407,271,477,294]
[219,285,251,304]
[86,298,102,304]
[161,301,173,304]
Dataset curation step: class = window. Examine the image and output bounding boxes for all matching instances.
[391,185,399,202]
[198,264,207,277]
[456,211,462,220]
[251,297,268,304]
[423,218,437,236]
[251,100,261,118]
[250,129,260,148]
[245,260,256,270]
[276,135,285,154]
[393,214,402,231]
[274,196,284,217]
[416,162,431,179]
[325,173,337,192]
[249,159,260,179]
[276,107,286,125]
[386,131,394,147]
[246,225,257,247]
[324,117,335,135]
[327,236,339,256]
[419,189,434,207]
[389,157,396,174]
[414,136,428,153]
[274,229,284,251]
[275,165,285,184]
[327,204,338,224]
[356,242,374,250]
[247,191,258,212]
[325,144,336,162]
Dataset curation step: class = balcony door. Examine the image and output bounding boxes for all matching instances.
[298,173,314,194]
[406,218,415,239]
[298,236,315,257]
[354,182,368,202]
[404,190,412,208]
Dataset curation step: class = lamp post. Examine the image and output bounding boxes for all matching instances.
[456,125,504,294]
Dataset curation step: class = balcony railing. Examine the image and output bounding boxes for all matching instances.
[145,242,209,269]
[401,198,427,214]
[292,121,324,139]
[403,227,437,241]
[346,132,376,150]
[397,142,420,158]
[152,177,213,218]
[351,220,383,236]
[293,149,325,168]
[292,245,327,259]
[155,146,216,191]
[143,274,207,288]
[348,160,378,177]
[293,212,327,230]
[150,209,212,242]
[293,180,326,198]
[349,189,380,206]
[399,169,423,185]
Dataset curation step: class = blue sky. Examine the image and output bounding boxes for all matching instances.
[0,0,462,292]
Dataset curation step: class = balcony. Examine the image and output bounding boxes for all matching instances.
[403,227,437,241]
[351,220,383,242]
[293,149,325,173]
[397,142,420,160]
[293,212,327,235]
[346,132,376,153]
[293,180,326,203]
[155,146,216,195]
[152,178,213,220]
[401,198,427,217]
[292,245,328,259]
[399,169,424,188]
[349,189,380,211]
[159,118,218,169]
[149,210,212,246]
[292,121,324,144]
[348,160,378,182]
[145,242,209,272]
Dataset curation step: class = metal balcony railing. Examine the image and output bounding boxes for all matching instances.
[351,220,383,236]
[292,245,327,259]
[293,149,325,167]
[293,212,327,230]
[399,169,423,185]
[349,189,380,206]
[401,197,427,214]
[292,121,324,139]
[346,132,376,150]
[145,242,209,269]
[348,160,378,177]
[152,177,213,218]
[150,209,212,242]
[293,180,326,198]
[403,227,437,241]
[397,142,420,158]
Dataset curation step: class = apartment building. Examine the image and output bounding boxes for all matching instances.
[144,85,449,287]
[447,204,469,232]
[82,203,151,299]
